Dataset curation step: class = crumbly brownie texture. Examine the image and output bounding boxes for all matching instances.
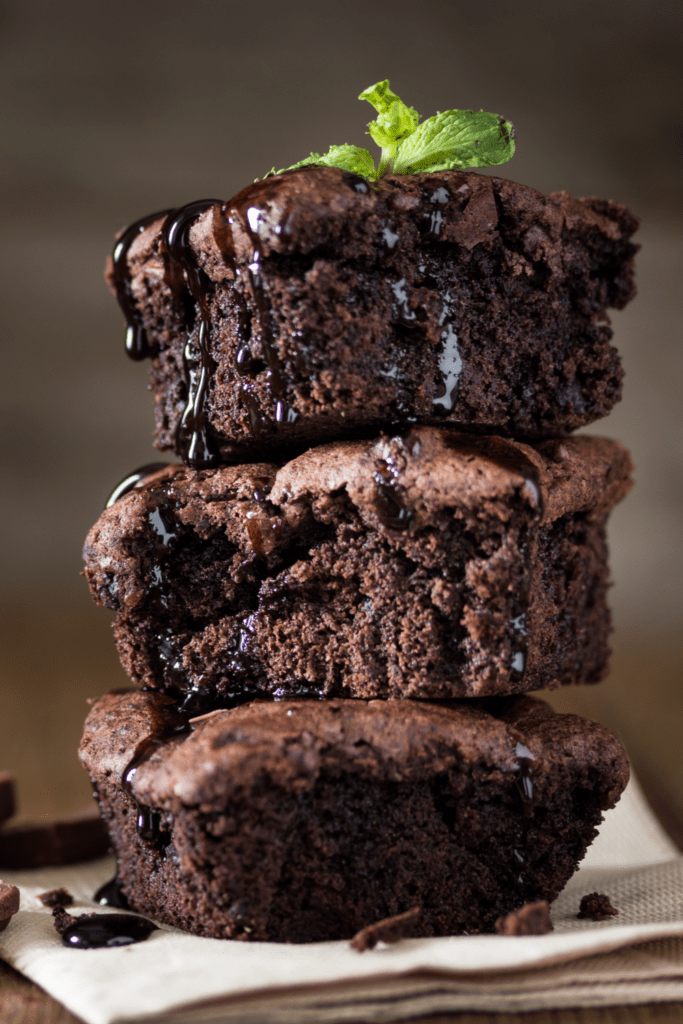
[578,892,619,920]
[82,428,634,708]
[110,166,638,462]
[83,428,633,708]
[79,690,629,942]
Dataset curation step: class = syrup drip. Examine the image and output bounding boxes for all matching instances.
[215,177,309,434]
[61,913,157,949]
[105,463,170,508]
[113,210,174,361]
[122,718,190,844]
[372,439,415,531]
[514,742,535,810]
[381,220,399,251]
[161,200,223,468]
[390,278,417,328]
[94,874,129,909]
[422,185,450,241]
[432,292,463,412]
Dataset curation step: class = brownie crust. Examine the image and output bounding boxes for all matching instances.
[83,428,633,709]
[79,690,629,942]
[109,166,638,462]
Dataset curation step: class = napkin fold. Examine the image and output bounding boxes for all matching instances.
[2,776,682,1024]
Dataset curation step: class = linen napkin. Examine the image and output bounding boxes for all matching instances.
[2,775,683,1024]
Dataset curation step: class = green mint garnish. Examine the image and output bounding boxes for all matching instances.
[270,80,515,181]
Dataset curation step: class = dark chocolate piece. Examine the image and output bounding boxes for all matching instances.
[578,892,619,921]
[107,166,638,458]
[83,429,633,706]
[79,689,629,943]
[0,880,20,932]
[495,900,553,935]
[37,888,74,909]
[0,772,16,827]
[0,804,109,870]
[350,907,421,951]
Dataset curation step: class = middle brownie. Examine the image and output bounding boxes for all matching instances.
[84,428,632,711]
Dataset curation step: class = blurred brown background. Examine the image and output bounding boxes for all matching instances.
[0,0,681,826]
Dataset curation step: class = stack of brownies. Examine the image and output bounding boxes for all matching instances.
[79,165,638,942]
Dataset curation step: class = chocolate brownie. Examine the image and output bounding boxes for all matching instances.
[83,428,632,710]
[79,690,629,942]
[108,166,638,466]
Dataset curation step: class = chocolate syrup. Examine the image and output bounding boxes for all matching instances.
[113,210,174,361]
[381,220,399,251]
[515,742,535,808]
[61,913,157,948]
[432,292,463,411]
[162,200,223,469]
[215,179,303,433]
[94,874,129,909]
[423,185,450,240]
[105,464,170,508]
[372,438,415,531]
[121,717,190,844]
[391,278,417,328]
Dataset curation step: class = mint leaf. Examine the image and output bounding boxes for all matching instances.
[358,80,420,176]
[393,110,515,175]
[275,144,376,179]
[266,83,515,180]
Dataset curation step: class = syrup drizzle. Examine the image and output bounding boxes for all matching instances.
[121,717,191,844]
[215,178,301,434]
[371,437,415,531]
[161,200,223,468]
[105,463,170,508]
[113,170,373,450]
[113,210,174,360]
[432,291,463,411]
[514,742,535,811]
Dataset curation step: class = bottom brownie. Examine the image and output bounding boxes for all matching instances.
[79,690,629,942]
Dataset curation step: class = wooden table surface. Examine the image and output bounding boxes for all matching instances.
[1,597,682,1023]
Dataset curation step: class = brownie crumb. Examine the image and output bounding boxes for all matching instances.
[0,879,20,932]
[52,907,94,936]
[350,906,421,951]
[578,892,619,921]
[495,900,553,935]
[38,887,73,909]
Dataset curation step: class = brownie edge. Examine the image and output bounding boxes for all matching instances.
[109,166,639,461]
[80,690,629,942]
[83,429,633,708]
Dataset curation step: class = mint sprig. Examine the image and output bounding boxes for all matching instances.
[271,80,515,181]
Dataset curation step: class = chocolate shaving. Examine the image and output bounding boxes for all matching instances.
[495,900,553,935]
[350,906,421,952]
[578,892,619,921]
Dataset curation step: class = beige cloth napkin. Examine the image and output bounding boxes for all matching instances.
[1,775,683,1024]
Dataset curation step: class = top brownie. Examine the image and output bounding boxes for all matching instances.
[109,167,639,465]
